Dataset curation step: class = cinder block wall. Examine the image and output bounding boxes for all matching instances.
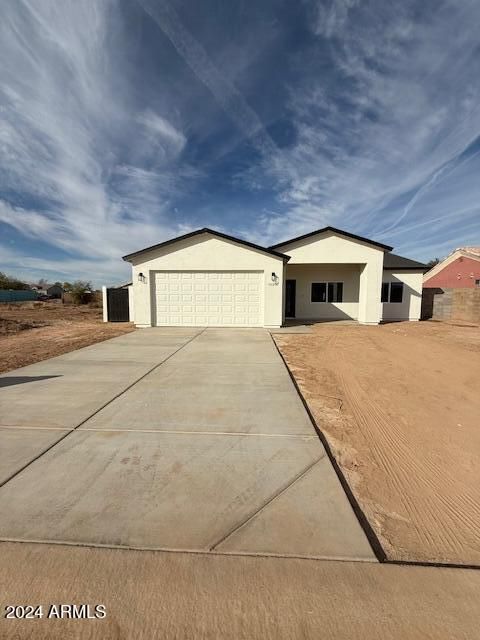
[422,287,480,323]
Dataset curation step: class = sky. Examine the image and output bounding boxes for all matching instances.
[1,0,480,286]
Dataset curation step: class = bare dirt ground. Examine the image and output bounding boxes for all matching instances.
[0,302,134,374]
[274,320,480,565]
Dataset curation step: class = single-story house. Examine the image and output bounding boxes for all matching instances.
[46,284,64,299]
[423,247,480,289]
[122,227,427,328]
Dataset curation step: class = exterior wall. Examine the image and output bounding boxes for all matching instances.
[47,285,63,298]
[285,264,361,320]
[129,234,284,327]
[102,286,108,322]
[423,287,480,323]
[127,285,134,323]
[382,270,423,321]
[423,256,480,288]
[277,231,384,324]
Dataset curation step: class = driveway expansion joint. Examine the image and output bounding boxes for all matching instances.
[0,327,207,490]
[209,455,326,551]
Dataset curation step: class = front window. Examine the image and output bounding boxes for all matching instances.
[382,282,404,303]
[311,282,343,303]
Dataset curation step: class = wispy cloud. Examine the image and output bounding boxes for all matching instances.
[0,0,194,283]
[246,0,480,255]
[1,0,479,282]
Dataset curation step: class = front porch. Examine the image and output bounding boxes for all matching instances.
[283,262,382,325]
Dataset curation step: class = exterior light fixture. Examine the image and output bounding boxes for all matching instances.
[138,272,146,283]
[271,272,277,282]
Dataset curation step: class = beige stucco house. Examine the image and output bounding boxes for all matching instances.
[122,227,426,328]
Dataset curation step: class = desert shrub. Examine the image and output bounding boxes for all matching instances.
[70,281,93,305]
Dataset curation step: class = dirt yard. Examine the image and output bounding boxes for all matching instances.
[274,321,480,565]
[0,302,134,373]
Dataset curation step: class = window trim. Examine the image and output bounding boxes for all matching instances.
[382,281,404,303]
[311,281,344,303]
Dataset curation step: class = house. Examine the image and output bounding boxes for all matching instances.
[122,227,427,328]
[423,247,480,289]
[46,284,64,299]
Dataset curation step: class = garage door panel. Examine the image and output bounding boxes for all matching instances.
[154,271,263,327]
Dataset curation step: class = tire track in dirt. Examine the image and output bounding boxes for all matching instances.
[276,325,480,564]
[330,335,480,562]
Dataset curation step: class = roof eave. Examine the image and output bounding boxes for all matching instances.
[122,228,290,263]
[270,226,393,252]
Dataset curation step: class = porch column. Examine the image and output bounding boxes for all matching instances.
[358,260,382,324]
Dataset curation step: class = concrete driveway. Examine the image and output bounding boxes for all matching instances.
[0,328,374,560]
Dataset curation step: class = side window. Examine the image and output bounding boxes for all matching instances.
[312,282,343,302]
[389,282,404,303]
[311,283,326,302]
[381,283,389,303]
[327,282,343,302]
[382,282,404,302]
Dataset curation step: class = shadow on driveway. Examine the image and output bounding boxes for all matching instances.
[0,376,62,389]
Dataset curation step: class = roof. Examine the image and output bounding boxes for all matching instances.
[457,246,480,257]
[269,226,393,252]
[122,228,290,262]
[423,247,480,282]
[383,253,428,271]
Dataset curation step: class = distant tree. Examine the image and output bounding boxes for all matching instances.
[426,258,440,269]
[54,281,62,287]
[70,280,93,304]
[36,278,48,288]
[63,281,73,292]
[0,271,30,290]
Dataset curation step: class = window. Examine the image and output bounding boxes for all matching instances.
[311,282,343,303]
[311,282,326,302]
[475,279,480,287]
[381,282,389,303]
[382,282,404,303]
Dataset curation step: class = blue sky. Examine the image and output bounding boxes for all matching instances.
[1,0,479,286]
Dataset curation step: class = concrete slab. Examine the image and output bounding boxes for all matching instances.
[270,325,313,334]
[2,543,479,640]
[0,430,321,550]
[194,328,272,341]
[0,359,153,382]
[83,381,314,434]
[0,380,127,427]
[146,361,295,389]
[0,326,375,562]
[172,340,281,364]
[110,329,200,343]
[216,456,375,559]
[0,428,69,485]
[57,345,175,363]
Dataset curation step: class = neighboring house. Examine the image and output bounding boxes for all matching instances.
[122,227,427,328]
[46,284,64,298]
[423,248,480,288]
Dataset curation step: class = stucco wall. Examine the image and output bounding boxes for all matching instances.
[127,285,135,323]
[285,264,361,320]
[277,231,384,324]
[128,234,284,327]
[423,256,480,288]
[382,270,423,321]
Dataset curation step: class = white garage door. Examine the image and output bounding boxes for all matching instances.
[154,271,263,326]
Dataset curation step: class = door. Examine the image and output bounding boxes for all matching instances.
[285,279,296,318]
[154,271,263,326]
[107,288,130,322]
